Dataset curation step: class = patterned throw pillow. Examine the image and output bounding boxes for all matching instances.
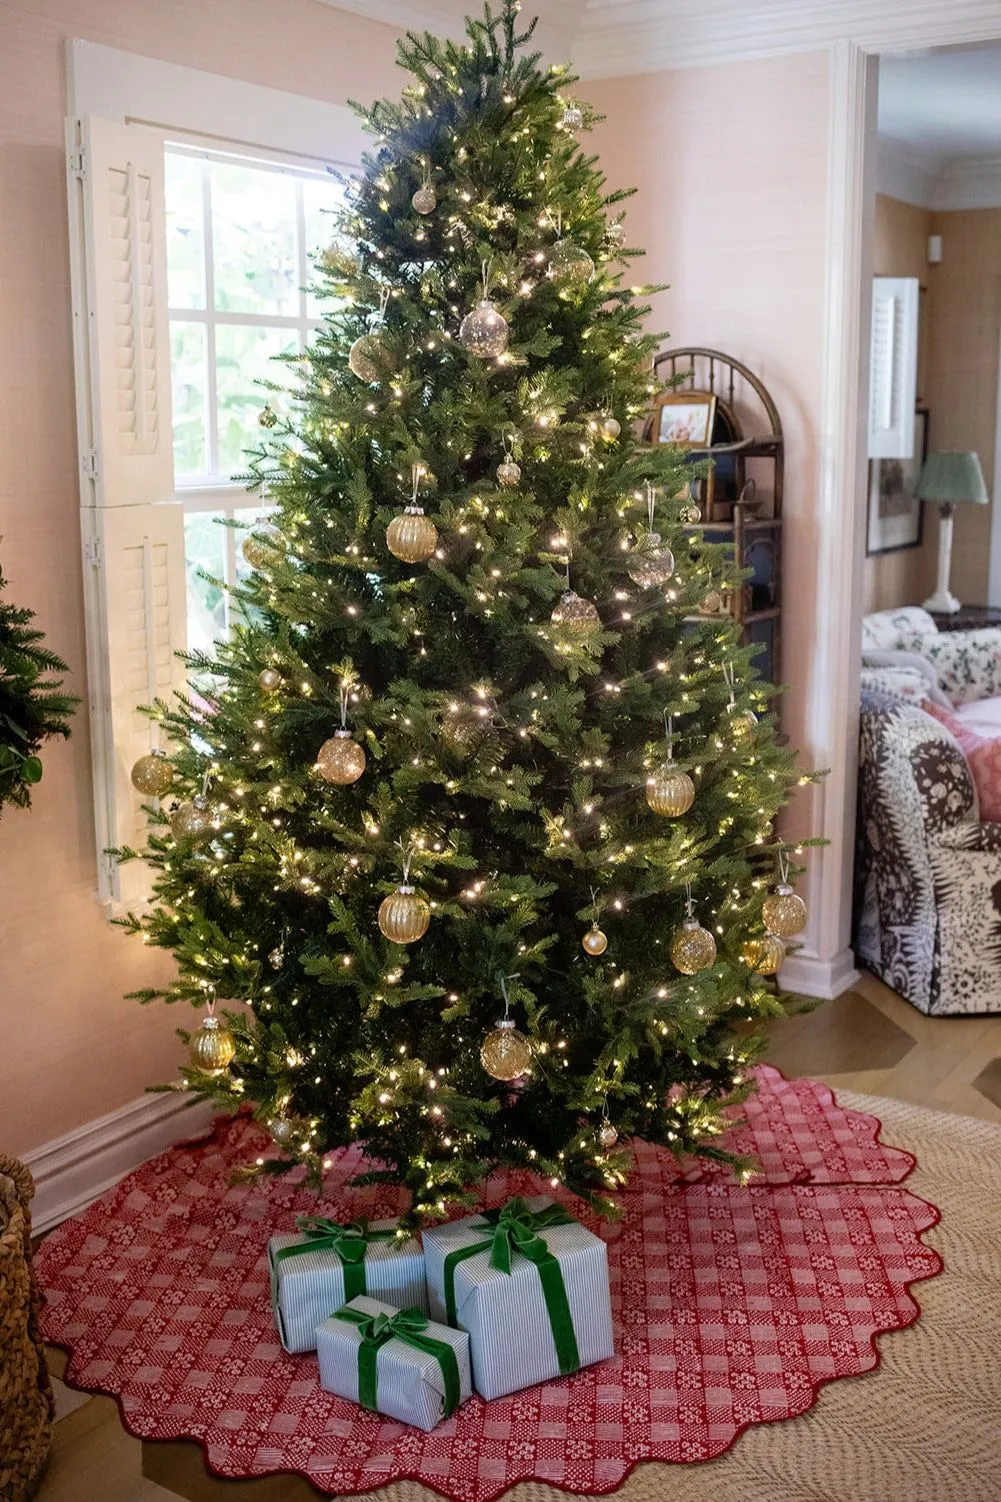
[858,667,929,705]
[924,700,1001,821]
[860,606,938,653]
[915,628,1001,705]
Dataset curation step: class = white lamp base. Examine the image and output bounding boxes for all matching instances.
[923,588,961,614]
[923,505,961,615]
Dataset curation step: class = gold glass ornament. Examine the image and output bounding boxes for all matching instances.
[386,505,438,563]
[131,749,174,797]
[257,402,278,429]
[599,1121,618,1148]
[671,916,717,975]
[550,238,595,284]
[459,299,509,358]
[551,589,600,636]
[412,183,437,215]
[258,667,282,694]
[560,102,585,131]
[316,730,366,786]
[628,534,675,589]
[604,221,625,251]
[242,527,284,568]
[600,414,621,441]
[729,705,758,738]
[680,501,702,524]
[582,925,608,956]
[480,1018,532,1081]
[268,945,285,970]
[496,459,522,488]
[762,883,808,938]
[378,885,430,944]
[699,590,724,616]
[646,764,695,817]
[348,331,395,384]
[189,1015,236,1074]
[171,796,211,840]
[741,933,786,976]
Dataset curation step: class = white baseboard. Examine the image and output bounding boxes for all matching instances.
[23,1092,214,1235]
[780,947,860,1001]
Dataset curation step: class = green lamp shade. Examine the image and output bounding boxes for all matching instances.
[915,450,989,505]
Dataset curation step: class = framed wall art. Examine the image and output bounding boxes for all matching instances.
[866,407,929,556]
[652,390,717,447]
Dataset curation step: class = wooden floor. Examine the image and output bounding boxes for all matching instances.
[32,971,1001,1502]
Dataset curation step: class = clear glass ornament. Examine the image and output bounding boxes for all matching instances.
[551,589,600,636]
[600,414,621,441]
[480,1018,532,1080]
[599,1121,618,1148]
[550,238,594,284]
[386,505,438,563]
[741,933,786,975]
[671,916,717,975]
[496,459,522,488]
[268,946,285,971]
[268,1114,308,1146]
[646,764,695,817]
[171,796,211,840]
[459,299,509,358]
[378,885,430,944]
[412,183,437,215]
[440,706,486,756]
[258,667,282,694]
[242,527,284,569]
[257,402,278,429]
[189,1015,236,1074]
[131,749,174,797]
[729,705,758,739]
[761,884,808,937]
[316,730,366,786]
[628,534,675,589]
[348,331,395,383]
[582,925,608,956]
[561,102,585,131]
[604,221,625,251]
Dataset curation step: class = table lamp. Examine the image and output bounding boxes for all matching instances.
[918,450,989,614]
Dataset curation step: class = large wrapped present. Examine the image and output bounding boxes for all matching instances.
[422,1195,614,1400]
[268,1216,426,1354]
[317,1295,472,1431]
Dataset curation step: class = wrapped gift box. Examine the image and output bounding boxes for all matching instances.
[268,1217,426,1354]
[317,1295,472,1431]
[422,1195,614,1400]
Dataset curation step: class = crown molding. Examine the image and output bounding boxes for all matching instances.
[876,135,940,209]
[934,154,1001,211]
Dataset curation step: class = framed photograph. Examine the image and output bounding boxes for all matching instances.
[653,391,717,447]
[866,407,929,555]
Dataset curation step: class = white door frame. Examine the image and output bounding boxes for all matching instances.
[786,10,1001,1001]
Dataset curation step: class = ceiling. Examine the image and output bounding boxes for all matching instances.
[878,43,1001,163]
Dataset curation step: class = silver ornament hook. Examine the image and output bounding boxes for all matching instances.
[499,971,520,1018]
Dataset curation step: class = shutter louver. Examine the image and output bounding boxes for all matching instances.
[868,276,920,460]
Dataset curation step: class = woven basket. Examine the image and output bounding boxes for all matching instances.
[0,1154,53,1501]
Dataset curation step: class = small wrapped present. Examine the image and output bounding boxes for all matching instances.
[317,1295,472,1431]
[268,1216,426,1354]
[422,1195,614,1400]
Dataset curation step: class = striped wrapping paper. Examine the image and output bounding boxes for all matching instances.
[317,1296,472,1432]
[267,1221,426,1353]
[422,1196,614,1400]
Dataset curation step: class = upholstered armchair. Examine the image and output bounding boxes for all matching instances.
[855,690,1001,1015]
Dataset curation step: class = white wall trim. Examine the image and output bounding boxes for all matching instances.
[23,1093,213,1235]
[876,136,940,209]
[780,948,860,1000]
[934,155,1001,212]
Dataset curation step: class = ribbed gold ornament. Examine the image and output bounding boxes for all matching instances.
[671,917,717,975]
[480,1019,532,1080]
[348,332,395,384]
[646,764,695,817]
[242,528,283,568]
[458,299,509,358]
[171,796,212,840]
[258,667,282,694]
[550,238,595,284]
[496,459,522,488]
[761,884,808,937]
[189,1016,236,1074]
[582,925,608,956]
[551,589,600,636]
[386,506,438,563]
[378,885,430,944]
[316,731,366,786]
[131,750,174,797]
[741,933,786,976]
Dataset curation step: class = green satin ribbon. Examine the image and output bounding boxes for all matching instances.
[441,1197,581,1376]
[334,1305,461,1419]
[270,1216,397,1306]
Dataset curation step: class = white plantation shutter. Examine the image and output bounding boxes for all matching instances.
[868,276,920,460]
[67,116,187,910]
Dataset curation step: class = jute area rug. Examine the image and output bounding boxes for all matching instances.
[358,1091,1001,1502]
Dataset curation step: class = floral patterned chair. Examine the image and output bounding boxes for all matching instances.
[855,689,1001,1014]
[861,606,1001,707]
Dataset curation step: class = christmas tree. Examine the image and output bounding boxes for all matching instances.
[123,0,812,1223]
[0,566,77,816]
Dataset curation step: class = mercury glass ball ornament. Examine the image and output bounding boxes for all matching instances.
[189,1015,236,1074]
[268,1115,308,1146]
[599,1121,619,1148]
[242,527,284,568]
[459,299,510,358]
[386,506,438,563]
[627,535,675,589]
[646,764,695,817]
[170,795,211,841]
[671,917,718,975]
[560,102,585,131]
[412,183,437,215]
[480,1018,532,1081]
[316,730,366,786]
[741,933,786,976]
[699,590,725,616]
[496,459,522,488]
[604,221,625,251]
[550,238,595,284]
[268,945,285,971]
[258,667,282,694]
[441,706,486,756]
[131,749,174,797]
[348,331,395,384]
[600,414,621,441]
[378,885,430,944]
[582,925,608,957]
[729,705,759,739]
[551,589,600,636]
[761,884,808,938]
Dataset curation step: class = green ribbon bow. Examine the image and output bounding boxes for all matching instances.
[441,1196,581,1376]
[334,1304,461,1420]
[270,1216,397,1306]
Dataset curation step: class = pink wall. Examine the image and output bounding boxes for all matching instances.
[583,51,831,857]
[0,0,402,1157]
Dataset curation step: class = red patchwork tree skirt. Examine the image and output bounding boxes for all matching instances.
[36,1067,941,1500]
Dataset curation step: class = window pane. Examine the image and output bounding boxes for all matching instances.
[165,153,205,309]
[170,321,208,479]
[215,325,297,477]
[211,161,298,316]
[184,511,227,657]
[303,175,348,318]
